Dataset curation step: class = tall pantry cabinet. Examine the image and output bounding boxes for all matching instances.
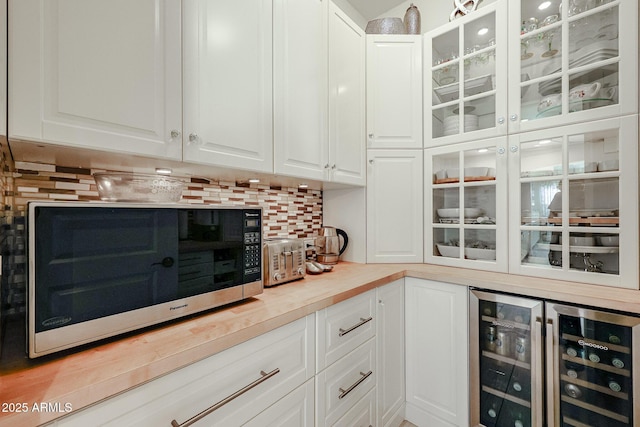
[366,35,424,263]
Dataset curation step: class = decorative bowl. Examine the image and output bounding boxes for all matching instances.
[93,173,184,203]
[365,18,406,34]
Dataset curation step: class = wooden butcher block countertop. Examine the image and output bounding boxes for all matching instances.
[2,262,640,426]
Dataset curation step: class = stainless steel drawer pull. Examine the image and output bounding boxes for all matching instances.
[170,368,280,427]
[338,370,373,400]
[338,316,373,337]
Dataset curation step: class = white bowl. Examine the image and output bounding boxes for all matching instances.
[598,159,619,171]
[464,167,489,177]
[436,244,460,258]
[435,169,447,180]
[584,162,598,173]
[598,235,619,247]
[446,168,460,178]
[437,208,460,218]
[436,207,484,218]
[569,236,595,246]
[464,247,496,260]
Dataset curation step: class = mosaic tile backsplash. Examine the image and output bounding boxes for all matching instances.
[1,160,323,323]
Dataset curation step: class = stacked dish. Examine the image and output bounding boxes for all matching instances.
[443,114,478,136]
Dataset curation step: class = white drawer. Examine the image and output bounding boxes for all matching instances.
[55,315,315,427]
[316,338,376,427]
[316,289,376,371]
[333,388,376,427]
[243,379,315,427]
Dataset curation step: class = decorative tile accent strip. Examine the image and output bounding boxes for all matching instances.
[9,162,323,238]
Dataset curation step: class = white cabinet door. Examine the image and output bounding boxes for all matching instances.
[366,35,423,149]
[182,0,273,173]
[273,0,328,180]
[9,0,182,160]
[244,379,315,427]
[366,150,423,263]
[376,279,405,427]
[405,278,469,427]
[328,1,365,186]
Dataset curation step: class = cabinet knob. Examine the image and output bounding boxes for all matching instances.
[497,117,505,125]
[324,164,330,169]
[331,164,336,170]
[510,114,519,122]
[497,147,506,155]
[368,133,374,139]
[368,159,374,165]
[170,129,181,139]
[188,133,199,144]
[510,145,519,153]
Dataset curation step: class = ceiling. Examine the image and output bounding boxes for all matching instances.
[346,0,408,21]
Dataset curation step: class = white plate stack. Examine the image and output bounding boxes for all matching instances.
[443,114,478,136]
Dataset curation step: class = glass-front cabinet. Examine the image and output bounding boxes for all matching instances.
[426,2,508,146]
[509,0,637,134]
[425,0,637,146]
[425,138,508,272]
[509,116,638,287]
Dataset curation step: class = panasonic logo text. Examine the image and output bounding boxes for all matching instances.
[170,304,188,311]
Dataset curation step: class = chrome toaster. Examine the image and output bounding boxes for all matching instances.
[263,238,306,286]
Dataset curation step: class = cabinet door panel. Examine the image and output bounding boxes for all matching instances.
[9,0,181,159]
[366,35,423,149]
[405,278,469,427]
[367,150,423,263]
[328,3,365,186]
[183,0,273,172]
[273,0,328,180]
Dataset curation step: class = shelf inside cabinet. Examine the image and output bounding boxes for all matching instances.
[561,353,630,377]
[561,395,630,425]
[548,244,619,254]
[562,333,630,354]
[481,315,531,331]
[482,385,532,409]
[482,350,531,370]
[434,176,496,184]
[535,217,619,226]
[560,374,629,401]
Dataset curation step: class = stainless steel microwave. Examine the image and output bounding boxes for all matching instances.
[27,202,263,358]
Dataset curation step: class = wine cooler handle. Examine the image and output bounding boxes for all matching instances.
[534,317,545,427]
[545,319,556,427]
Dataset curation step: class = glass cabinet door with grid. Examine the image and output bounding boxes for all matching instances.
[425,138,508,272]
[508,116,638,288]
[425,1,508,147]
[510,0,637,134]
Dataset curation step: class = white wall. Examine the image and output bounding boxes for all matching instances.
[333,0,368,29]
[376,0,497,33]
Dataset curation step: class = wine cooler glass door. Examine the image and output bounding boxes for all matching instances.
[470,290,544,427]
[546,303,640,427]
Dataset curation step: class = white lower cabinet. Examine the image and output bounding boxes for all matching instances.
[405,278,469,427]
[52,315,314,427]
[376,279,406,427]
[334,388,376,427]
[244,379,315,427]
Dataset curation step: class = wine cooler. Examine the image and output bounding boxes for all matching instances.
[470,290,640,427]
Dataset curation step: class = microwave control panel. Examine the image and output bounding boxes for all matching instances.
[243,210,262,280]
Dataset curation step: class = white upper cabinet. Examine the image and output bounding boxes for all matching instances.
[9,0,182,160]
[425,2,508,146]
[273,0,329,181]
[328,1,366,186]
[510,0,637,134]
[426,0,637,145]
[367,35,423,149]
[182,0,274,173]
